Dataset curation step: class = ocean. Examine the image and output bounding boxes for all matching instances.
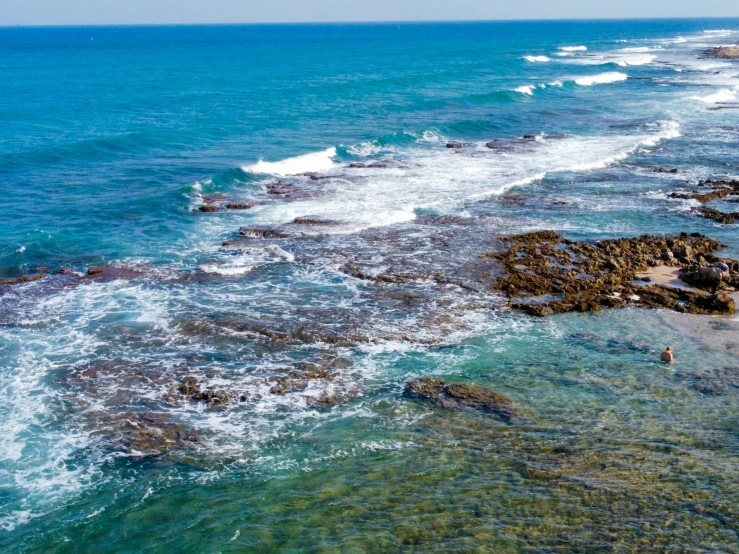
[1,19,739,552]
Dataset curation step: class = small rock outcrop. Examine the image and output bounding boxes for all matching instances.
[103,412,200,457]
[705,46,739,59]
[692,207,739,224]
[669,179,739,203]
[172,376,230,405]
[404,376,515,421]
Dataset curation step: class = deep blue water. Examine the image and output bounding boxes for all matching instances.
[1,19,739,552]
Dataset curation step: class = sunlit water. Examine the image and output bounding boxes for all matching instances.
[1,20,738,552]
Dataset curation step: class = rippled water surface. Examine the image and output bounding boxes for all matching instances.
[1,19,739,552]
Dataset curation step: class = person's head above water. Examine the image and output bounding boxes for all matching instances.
[666,346,673,352]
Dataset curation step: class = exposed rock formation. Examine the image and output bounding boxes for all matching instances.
[705,46,739,59]
[487,231,737,316]
[172,376,230,405]
[692,207,739,224]
[669,179,739,203]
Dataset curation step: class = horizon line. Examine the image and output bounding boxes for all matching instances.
[2,15,739,30]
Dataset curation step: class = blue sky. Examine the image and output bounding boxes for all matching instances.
[1,0,737,26]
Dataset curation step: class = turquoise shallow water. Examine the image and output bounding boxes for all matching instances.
[1,19,739,552]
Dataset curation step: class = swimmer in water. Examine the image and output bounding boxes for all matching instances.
[660,346,674,363]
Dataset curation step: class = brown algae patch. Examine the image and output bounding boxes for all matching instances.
[487,231,737,316]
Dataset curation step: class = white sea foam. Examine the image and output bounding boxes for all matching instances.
[619,46,657,53]
[243,147,339,176]
[0,279,184,531]
[615,54,657,66]
[560,46,588,51]
[524,55,550,62]
[574,72,629,86]
[345,139,387,157]
[200,244,295,275]
[417,130,446,144]
[514,85,536,95]
[240,121,680,235]
[692,89,738,104]
[563,53,655,67]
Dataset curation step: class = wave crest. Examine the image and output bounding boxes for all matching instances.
[243,147,338,176]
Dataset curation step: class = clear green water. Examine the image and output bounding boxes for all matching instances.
[1,20,738,551]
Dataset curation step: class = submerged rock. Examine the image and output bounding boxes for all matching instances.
[307,391,357,408]
[101,412,200,457]
[404,376,515,421]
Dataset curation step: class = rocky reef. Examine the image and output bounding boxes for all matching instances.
[487,231,737,316]
[669,179,739,224]
[97,412,200,458]
[693,207,739,224]
[404,376,516,421]
[704,46,739,59]
[669,179,739,203]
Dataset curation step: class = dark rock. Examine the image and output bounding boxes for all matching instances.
[446,142,473,149]
[292,217,338,226]
[668,179,739,203]
[365,159,403,169]
[202,194,227,204]
[102,412,199,457]
[681,266,727,291]
[198,205,218,212]
[192,389,230,405]
[179,376,200,395]
[705,46,739,59]
[692,207,739,224]
[174,377,229,405]
[404,376,515,421]
[349,162,366,168]
[673,245,694,262]
[0,273,48,286]
[239,227,289,238]
[266,181,295,196]
[694,293,735,315]
[653,167,678,174]
[307,391,357,408]
[84,266,149,282]
[225,203,253,210]
[487,231,736,317]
